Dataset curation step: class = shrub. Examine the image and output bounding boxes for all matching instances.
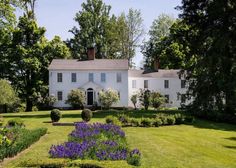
[0,116,3,126]
[139,89,151,110]
[105,115,122,126]
[141,118,152,127]
[185,115,195,123]
[158,115,168,125]
[50,109,62,122]
[150,92,166,109]
[118,114,130,126]
[98,89,119,109]
[166,116,176,125]
[66,89,85,109]
[130,118,140,127]
[127,149,141,166]
[174,113,185,124]
[7,118,25,127]
[32,106,38,112]
[81,109,93,122]
[152,118,163,127]
[0,127,47,161]
[131,94,138,110]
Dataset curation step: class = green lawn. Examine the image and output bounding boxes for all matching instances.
[1,110,236,168]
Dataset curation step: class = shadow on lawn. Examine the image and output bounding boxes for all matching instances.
[223,145,236,149]
[225,137,236,141]
[192,119,236,132]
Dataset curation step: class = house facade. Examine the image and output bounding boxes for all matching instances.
[48,49,187,108]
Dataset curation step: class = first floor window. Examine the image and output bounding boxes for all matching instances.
[165,95,169,103]
[144,80,149,89]
[57,91,63,101]
[57,73,63,83]
[71,73,76,82]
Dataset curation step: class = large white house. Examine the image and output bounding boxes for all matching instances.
[48,48,187,108]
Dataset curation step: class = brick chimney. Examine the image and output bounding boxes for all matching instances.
[154,59,160,71]
[87,47,95,60]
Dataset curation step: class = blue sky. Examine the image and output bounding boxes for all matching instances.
[22,0,182,67]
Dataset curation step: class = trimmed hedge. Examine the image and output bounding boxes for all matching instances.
[0,127,47,161]
[81,109,93,122]
[50,109,62,122]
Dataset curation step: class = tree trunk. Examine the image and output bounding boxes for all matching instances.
[26,98,33,112]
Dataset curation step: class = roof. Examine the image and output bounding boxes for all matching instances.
[48,59,129,70]
[128,69,180,78]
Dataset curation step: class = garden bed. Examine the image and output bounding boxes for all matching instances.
[49,122,141,166]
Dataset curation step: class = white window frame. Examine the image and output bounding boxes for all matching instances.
[89,73,94,82]
[57,73,63,83]
[57,91,63,101]
[164,80,169,88]
[101,73,106,83]
[144,80,149,89]
[71,73,77,83]
[117,73,122,83]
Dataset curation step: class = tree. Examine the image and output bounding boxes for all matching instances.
[67,0,111,59]
[131,94,138,110]
[139,89,151,110]
[66,89,86,109]
[0,79,18,113]
[98,89,119,109]
[125,9,144,67]
[142,14,175,69]
[178,0,236,114]
[150,91,166,109]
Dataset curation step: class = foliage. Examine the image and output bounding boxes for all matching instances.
[127,149,141,166]
[140,118,152,127]
[66,89,85,109]
[7,118,25,127]
[0,80,18,111]
[152,118,163,127]
[142,14,176,69]
[81,109,93,122]
[130,118,140,127]
[139,89,151,110]
[0,115,3,126]
[0,127,47,161]
[50,109,62,122]
[178,0,236,114]
[117,114,131,126]
[130,94,138,110]
[166,116,176,125]
[49,122,141,166]
[98,89,119,109]
[150,91,166,109]
[105,115,122,127]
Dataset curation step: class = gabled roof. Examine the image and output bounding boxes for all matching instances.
[48,59,129,70]
[128,69,180,78]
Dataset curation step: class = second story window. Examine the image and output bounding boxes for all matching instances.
[132,80,136,88]
[101,73,106,82]
[144,80,149,89]
[164,80,169,88]
[57,91,63,101]
[71,73,76,82]
[181,80,186,88]
[89,73,94,82]
[117,73,122,83]
[57,73,63,83]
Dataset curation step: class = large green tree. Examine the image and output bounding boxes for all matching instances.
[178,0,236,113]
[67,0,111,59]
[142,14,175,69]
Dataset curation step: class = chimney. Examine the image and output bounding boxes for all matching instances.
[87,47,95,60]
[154,59,160,71]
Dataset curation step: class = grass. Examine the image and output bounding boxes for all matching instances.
[0,110,236,168]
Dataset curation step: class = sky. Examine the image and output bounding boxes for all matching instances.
[20,0,182,68]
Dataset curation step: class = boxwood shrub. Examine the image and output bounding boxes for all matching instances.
[7,118,25,127]
[50,109,62,122]
[81,109,93,122]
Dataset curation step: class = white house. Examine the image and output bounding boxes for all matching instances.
[48,48,188,108]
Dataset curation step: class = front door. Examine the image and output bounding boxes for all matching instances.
[87,88,94,105]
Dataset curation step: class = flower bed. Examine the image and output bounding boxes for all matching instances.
[49,122,141,166]
[0,127,47,161]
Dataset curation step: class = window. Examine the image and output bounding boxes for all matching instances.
[101,73,106,82]
[132,80,136,88]
[57,73,62,83]
[165,95,169,103]
[117,73,122,83]
[181,80,186,88]
[144,80,149,89]
[164,80,169,88]
[57,91,63,101]
[71,73,76,82]
[89,73,94,82]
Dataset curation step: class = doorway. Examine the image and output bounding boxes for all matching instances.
[87,88,94,105]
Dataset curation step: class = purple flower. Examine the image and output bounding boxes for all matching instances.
[130,148,141,157]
